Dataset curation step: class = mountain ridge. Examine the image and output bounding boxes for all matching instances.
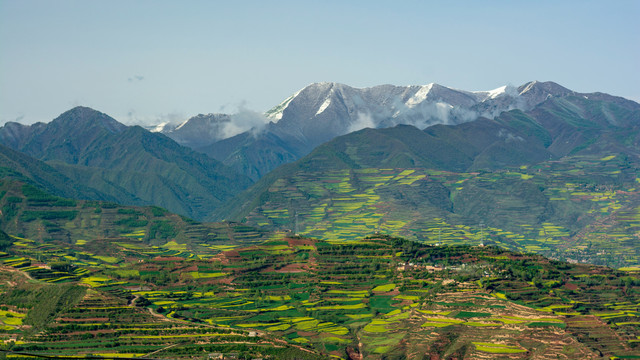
[2,83,638,224]
[191,80,637,179]
[0,107,253,220]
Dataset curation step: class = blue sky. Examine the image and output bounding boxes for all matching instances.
[1,0,638,125]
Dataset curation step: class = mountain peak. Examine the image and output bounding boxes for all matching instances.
[518,80,573,97]
[306,81,340,89]
[405,83,435,107]
[515,81,575,110]
[54,106,126,134]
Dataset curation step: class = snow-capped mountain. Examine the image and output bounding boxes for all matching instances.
[150,81,592,179]
[263,82,509,145]
[264,80,575,141]
[153,80,574,150]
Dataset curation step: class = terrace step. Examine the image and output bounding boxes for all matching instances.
[565,315,633,357]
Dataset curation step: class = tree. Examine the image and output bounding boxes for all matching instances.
[136,296,151,307]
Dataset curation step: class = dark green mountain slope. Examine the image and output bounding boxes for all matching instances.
[199,130,305,181]
[516,95,640,156]
[218,96,640,268]
[0,144,111,201]
[0,107,253,220]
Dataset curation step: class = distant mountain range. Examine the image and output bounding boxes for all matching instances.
[0,81,638,235]
[154,81,594,179]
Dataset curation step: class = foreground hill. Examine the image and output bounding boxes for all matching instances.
[218,94,640,268]
[0,228,638,359]
[0,107,252,220]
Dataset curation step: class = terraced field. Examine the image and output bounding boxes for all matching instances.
[1,172,640,358]
[235,155,640,268]
[1,233,639,359]
[0,178,271,256]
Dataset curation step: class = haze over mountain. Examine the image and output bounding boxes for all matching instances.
[0,107,252,220]
[154,81,603,180]
[2,2,639,358]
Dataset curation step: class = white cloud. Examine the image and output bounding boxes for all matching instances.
[221,103,270,139]
[348,112,376,133]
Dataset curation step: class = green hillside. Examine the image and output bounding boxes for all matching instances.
[0,91,639,359]
[0,182,637,358]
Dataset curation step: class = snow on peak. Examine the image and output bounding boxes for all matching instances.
[519,81,539,95]
[316,97,331,116]
[174,118,191,131]
[472,85,508,101]
[265,89,302,122]
[487,85,507,99]
[149,122,171,133]
[405,83,434,108]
